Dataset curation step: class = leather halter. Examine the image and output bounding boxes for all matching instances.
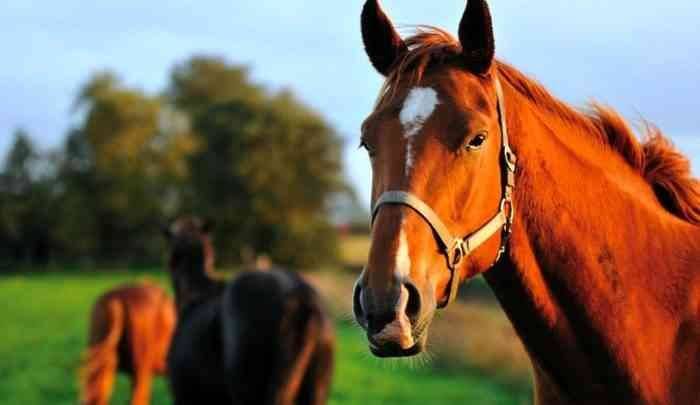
[370,75,517,309]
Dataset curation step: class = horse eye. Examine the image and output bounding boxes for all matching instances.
[466,132,487,150]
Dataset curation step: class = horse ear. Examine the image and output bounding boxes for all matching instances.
[458,0,496,75]
[361,0,408,76]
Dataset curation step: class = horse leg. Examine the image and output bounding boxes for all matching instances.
[130,369,153,405]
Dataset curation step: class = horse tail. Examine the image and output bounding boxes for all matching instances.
[271,284,334,405]
[79,298,124,405]
[220,271,334,405]
[295,303,335,405]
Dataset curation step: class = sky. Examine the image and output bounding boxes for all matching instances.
[1,0,699,206]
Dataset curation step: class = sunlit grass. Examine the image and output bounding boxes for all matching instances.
[0,270,531,405]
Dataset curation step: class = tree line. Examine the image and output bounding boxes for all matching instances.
[0,56,351,271]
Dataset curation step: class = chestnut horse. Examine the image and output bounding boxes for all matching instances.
[80,282,176,405]
[164,217,334,405]
[353,1,700,404]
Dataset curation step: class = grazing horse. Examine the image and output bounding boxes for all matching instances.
[80,283,176,405]
[164,217,334,405]
[353,1,700,404]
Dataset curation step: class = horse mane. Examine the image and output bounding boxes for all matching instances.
[379,27,700,225]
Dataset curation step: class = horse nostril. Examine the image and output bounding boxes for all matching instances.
[403,281,421,320]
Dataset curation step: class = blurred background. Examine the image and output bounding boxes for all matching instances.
[0,1,697,404]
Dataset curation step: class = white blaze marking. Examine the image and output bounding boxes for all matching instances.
[400,87,439,136]
[395,229,411,278]
[369,231,414,350]
[399,87,439,176]
[371,285,415,350]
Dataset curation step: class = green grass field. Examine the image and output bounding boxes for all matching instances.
[0,271,531,405]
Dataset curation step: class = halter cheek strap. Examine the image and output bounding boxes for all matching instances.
[370,75,517,309]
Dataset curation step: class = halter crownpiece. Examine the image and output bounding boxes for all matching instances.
[370,75,517,309]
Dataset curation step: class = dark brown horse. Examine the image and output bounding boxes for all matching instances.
[80,282,176,405]
[164,217,334,405]
[353,1,700,404]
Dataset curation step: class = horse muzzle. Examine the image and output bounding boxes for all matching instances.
[353,276,431,357]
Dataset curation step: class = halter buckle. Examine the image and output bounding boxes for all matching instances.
[449,239,466,269]
[504,149,517,172]
[500,198,515,234]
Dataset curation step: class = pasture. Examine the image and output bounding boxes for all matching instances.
[0,269,532,405]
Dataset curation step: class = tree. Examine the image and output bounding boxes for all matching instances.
[169,57,347,268]
[57,72,199,262]
[1,57,350,270]
[168,56,265,116]
[0,130,57,267]
[2,129,36,194]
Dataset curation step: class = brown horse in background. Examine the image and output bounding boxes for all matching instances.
[354,1,700,404]
[80,282,176,405]
[164,217,334,405]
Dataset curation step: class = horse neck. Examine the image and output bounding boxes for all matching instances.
[170,248,223,312]
[484,82,700,401]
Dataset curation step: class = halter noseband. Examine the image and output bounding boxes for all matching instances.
[370,75,517,309]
